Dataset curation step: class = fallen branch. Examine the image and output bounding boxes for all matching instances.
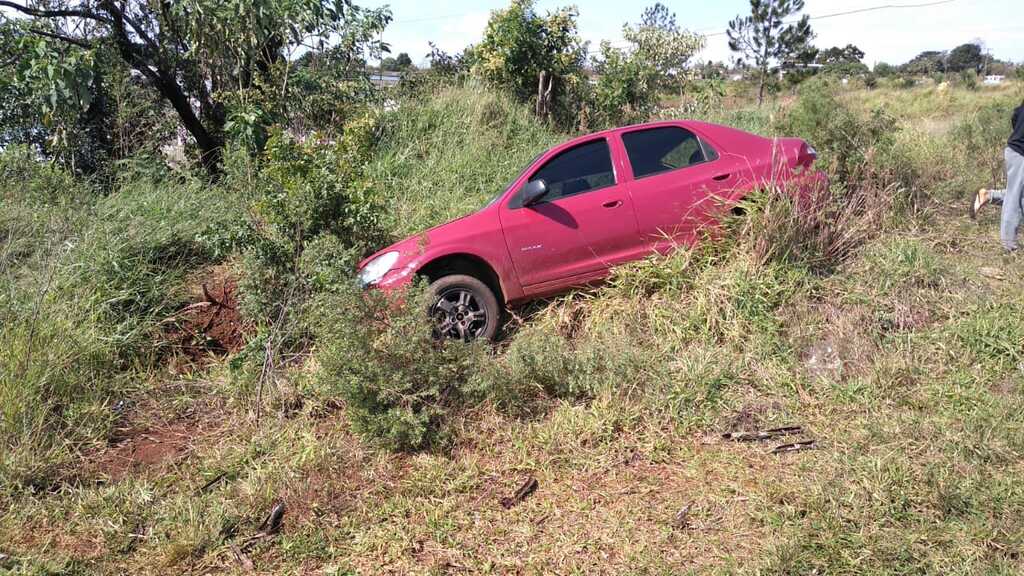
[723,425,803,442]
[500,477,538,509]
[771,440,817,454]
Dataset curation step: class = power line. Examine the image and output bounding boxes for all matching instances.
[388,0,964,58]
[391,0,959,29]
[702,0,959,37]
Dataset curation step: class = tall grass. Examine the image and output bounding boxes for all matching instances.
[366,80,564,236]
[0,151,243,491]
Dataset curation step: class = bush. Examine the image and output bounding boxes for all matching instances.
[471,0,588,109]
[952,99,1017,188]
[314,282,488,451]
[238,116,387,326]
[775,77,905,187]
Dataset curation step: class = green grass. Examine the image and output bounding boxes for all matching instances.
[3,81,1024,575]
[366,80,563,236]
[0,159,244,493]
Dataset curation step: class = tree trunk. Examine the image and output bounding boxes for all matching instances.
[153,73,224,177]
[757,68,766,106]
[536,71,553,120]
[103,1,224,177]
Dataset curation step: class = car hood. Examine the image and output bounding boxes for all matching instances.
[357,208,493,270]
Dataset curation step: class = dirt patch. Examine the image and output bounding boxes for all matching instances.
[722,402,784,433]
[90,422,195,481]
[165,265,249,368]
[82,397,231,483]
[878,300,932,333]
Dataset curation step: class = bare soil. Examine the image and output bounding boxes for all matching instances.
[165,265,248,368]
[90,422,194,481]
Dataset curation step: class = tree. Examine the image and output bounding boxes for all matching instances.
[592,4,703,125]
[381,51,413,71]
[622,3,704,99]
[425,42,466,76]
[727,0,814,105]
[815,44,868,77]
[472,0,587,107]
[816,44,864,66]
[874,62,897,77]
[947,42,984,73]
[902,51,946,75]
[0,0,390,176]
[592,40,657,126]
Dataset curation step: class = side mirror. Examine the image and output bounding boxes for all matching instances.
[520,179,548,207]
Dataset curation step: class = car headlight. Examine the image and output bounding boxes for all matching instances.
[359,251,400,287]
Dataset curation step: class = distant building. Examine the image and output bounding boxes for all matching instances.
[369,72,402,88]
[983,75,1005,85]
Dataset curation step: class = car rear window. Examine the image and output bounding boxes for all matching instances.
[622,126,716,179]
[529,138,615,201]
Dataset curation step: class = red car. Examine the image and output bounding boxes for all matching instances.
[358,120,823,340]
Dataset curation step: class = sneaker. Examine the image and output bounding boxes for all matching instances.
[970,188,990,219]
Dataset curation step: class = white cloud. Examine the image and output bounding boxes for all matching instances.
[382,9,492,66]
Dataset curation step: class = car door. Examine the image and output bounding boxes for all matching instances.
[621,125,737,254]
[499,137,643,288]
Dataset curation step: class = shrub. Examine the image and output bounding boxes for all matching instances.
[471,0,588,108]
[951,99,1018,192]
[775,77,902,186]
[314,282,488,451]
[478,310,650,412]
[238,116,387,326]
[591,41,660,127]
[959,70,979,91]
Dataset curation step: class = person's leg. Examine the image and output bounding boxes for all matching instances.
[1000,147,1024,251]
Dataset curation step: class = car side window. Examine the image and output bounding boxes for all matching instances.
[622,126,716,179]
[528,138,615,202]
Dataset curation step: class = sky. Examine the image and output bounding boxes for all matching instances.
[368,0,1024,68]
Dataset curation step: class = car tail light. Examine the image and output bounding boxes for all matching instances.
[799,143,817,169]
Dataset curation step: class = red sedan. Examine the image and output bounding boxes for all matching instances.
[357,120,824,340]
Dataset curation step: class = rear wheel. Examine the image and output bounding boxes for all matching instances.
[428,274,500,342]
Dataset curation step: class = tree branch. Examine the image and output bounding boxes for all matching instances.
[115,3,160,55]
[27,26,93,48]
[0,1,111,23]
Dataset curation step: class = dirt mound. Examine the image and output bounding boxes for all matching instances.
[166,266,248,366]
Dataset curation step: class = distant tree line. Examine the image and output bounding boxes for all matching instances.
[1,0,1020,178]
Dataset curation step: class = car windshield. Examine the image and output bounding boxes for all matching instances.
[485,152,544,207]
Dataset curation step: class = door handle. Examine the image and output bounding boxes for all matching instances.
[602,200,623,208]
[712,173,731,181]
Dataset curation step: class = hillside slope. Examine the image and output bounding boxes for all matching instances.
[2,82,1024,575]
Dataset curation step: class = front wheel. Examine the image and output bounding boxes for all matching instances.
[428,274,501,342]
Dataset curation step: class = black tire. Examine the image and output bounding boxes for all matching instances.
[428,274,501,342]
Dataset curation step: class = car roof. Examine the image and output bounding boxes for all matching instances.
[560,119,727,145]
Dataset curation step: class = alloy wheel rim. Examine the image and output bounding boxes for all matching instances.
[432,288,487,341]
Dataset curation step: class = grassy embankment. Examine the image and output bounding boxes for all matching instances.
[2,79,1024,575]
